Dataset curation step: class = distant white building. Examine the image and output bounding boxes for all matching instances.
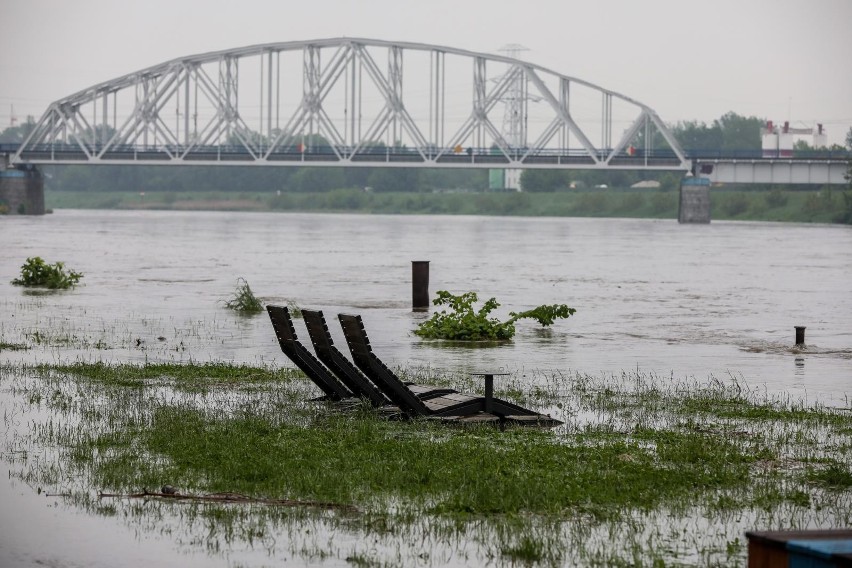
[762,121,827,158]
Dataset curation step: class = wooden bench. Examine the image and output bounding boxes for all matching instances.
[302,308,457,406]
[338,313,562,427]
[302,308,391,407]
[266,304,353,402]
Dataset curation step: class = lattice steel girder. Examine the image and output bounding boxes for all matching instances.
[14,38,689,170]
[353,44,431,157]
[265,44,350,157]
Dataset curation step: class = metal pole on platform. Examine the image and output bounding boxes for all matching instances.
[412,261,430,310]
[795,326,806,346]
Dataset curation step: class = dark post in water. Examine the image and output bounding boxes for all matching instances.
[795,326,806,346]
[412,261,430,310]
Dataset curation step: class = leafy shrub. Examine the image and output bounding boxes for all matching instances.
[325,188,367,210]
[838,191,852,224]
[617,193,645,213]
[649,191,676,216]
[572,192,609,215]
[11,257,83,289]
[764,189,788,208]
[804,188,837,214]
[224,278,264,314]
[414,290,576,341]
[721,193,751,216]
[502,191,532,214]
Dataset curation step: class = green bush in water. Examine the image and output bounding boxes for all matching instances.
[11,256,83,289]
[414,290,576,340]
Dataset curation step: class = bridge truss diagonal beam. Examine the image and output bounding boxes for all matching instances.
[14,37,690,172]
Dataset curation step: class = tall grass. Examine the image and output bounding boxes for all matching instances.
[223,278,263,314]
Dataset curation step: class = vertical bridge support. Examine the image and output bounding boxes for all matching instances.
[678,176,711,224]
[0,156,45,216]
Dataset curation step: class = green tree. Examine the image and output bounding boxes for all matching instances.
[367,168,423,192]
[519,169,570,192]
[421,168,487,191]
[54,166,93,192]
[840,128,852,223]
[845,158,851,192]
[657,172,681,191]
[672,120,723,152]
[343,166,372,189]
[0,115,37,143]
[714,112,765,152]
[290,167,345,192]
[641,112,765,156]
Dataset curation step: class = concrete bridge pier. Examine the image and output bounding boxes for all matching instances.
[678,176,711,223]
[0,155,45,215]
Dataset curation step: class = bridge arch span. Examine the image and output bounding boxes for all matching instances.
[14,38,688,170]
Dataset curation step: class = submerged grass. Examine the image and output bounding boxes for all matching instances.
[806,463,852,490]
[3,361,851,566]
[31,361,301,389]
[224,277,264,314]
[116,408,759,518]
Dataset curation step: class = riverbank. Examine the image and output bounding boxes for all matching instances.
[44,187,851,224]
[3,360,850,567]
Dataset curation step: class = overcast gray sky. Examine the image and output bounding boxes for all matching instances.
[2,0,851,145]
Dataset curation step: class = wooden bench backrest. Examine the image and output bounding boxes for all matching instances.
[302,309,389,407]
[267,305,351,401]
[338,313,429,415]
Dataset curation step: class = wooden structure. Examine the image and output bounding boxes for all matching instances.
[302,308,455,404]
[746,529,852,567]
[267,305,353,402]
[338,312,562,426]
[266,304,562,427]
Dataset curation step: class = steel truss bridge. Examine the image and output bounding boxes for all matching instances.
[12,38,691,171]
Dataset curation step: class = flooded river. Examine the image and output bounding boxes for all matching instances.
[3,210,850,399]
[1,209,851,566]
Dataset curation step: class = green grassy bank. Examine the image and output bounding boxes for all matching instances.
[45,186,852,224]
[4,361,851,566]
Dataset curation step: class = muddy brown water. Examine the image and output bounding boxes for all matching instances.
[1,210,851,566]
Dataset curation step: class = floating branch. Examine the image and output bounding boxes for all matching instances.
[99,489,358,512]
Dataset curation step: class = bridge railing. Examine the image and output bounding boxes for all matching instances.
[686,148,852,161]
[13,139,849,161]
[15,142,693,167]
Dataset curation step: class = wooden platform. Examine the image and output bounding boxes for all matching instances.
[428,412,562,428]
